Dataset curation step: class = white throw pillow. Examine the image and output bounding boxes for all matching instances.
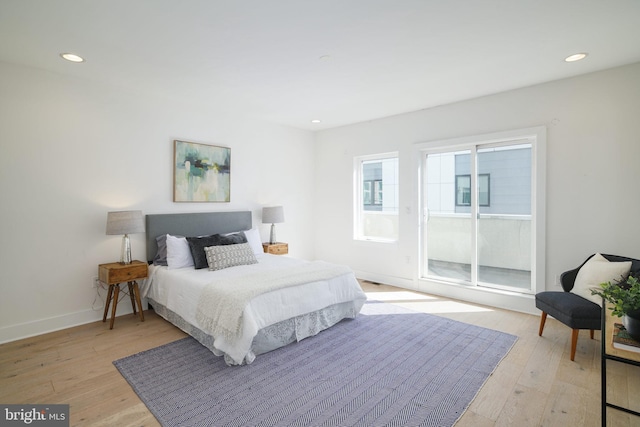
[166,234,194,269]
[242,228,264,257]
[205,243,258,271]
[573,253,631,305]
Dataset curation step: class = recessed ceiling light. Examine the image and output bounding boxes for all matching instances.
[564,52,588,62]
[311,119,322,124]
[60,53,85,63]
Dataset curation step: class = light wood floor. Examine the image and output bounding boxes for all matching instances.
[1,281,639,426]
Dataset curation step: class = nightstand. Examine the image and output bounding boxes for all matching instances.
[98,260,148,329]
[262,242,288,255]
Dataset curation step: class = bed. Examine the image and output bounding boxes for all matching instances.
[141,211,367,366]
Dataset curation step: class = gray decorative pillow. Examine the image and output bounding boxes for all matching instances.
[205,243,258,271]
[218,232,248,246]
[187,235,223,269]
[153,234,169,266]
[187,233,249,269]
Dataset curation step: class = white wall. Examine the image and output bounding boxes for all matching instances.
[3,60,639,341]
[0,61,316,342]
[314,62,640,312]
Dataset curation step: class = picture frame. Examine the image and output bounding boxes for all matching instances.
[173,140,231,202]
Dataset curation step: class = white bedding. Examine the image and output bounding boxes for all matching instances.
[141,254,367,365]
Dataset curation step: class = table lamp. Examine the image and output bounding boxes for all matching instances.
[106,210,145,264]
[262,206,284,244]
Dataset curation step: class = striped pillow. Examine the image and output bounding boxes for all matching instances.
[205,243,258,271]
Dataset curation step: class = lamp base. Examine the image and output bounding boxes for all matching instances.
[269,223,277,244]
[120,234,132,265]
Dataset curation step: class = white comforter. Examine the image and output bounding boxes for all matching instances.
[141,254,367,364]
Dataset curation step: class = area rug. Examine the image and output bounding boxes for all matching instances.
[114,301,517,427]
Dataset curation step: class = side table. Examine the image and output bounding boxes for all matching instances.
[98,260,148,329]
[600,302,640,425]
[262,242,288,255]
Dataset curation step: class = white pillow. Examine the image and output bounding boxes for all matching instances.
[205,243,258,271]
[242,228,264,257]
[166,234,194,269]
[573,253,631,305]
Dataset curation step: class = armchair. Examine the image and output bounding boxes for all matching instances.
[535,253,640,361]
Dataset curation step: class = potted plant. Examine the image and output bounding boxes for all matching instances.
[591,275,640,341]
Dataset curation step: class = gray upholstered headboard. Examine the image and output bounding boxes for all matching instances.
[145,211,252,262]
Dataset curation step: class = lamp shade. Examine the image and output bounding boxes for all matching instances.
[106,210,145,235]
[262,206,284,224]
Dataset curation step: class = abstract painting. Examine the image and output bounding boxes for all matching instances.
[174,140,230,202]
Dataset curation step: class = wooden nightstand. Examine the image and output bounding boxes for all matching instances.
[262,242,288,255]
[98,260,148,329]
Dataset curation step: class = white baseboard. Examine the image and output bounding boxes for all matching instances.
[354,270,538,315]
[353,270,416,290]
[0,303,145,345]
[2,273,538,345]
[416,279,538,315]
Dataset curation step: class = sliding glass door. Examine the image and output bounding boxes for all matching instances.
[424,150,473,282]
[423,140,535,293]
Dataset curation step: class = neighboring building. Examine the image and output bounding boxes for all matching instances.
[427,147,532,216]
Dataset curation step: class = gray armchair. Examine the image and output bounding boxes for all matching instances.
[535,254,640,361]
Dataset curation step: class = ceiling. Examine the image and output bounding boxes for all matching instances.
[1,1,640,131]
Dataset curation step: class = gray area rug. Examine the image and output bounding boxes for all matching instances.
[114,301,517,426]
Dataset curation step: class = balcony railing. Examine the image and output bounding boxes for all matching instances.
[426,213,532,289]
[426,213,531,269]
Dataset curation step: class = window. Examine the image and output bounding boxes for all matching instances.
[363,181,372,205]
[456,174,490,206]
[374,180,383,205]
[363,179,383,208]
[455,175,471,206]
[354,153,399,241]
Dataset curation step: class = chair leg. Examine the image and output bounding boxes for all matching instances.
[570,329,579,361]
[538,312,548,336]
[590,329,594,339]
